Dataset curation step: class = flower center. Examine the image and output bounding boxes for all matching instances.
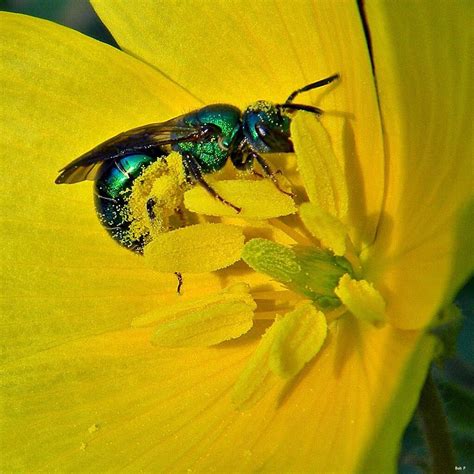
[239,209,387,328]
[242,238,354,311]
[130,112,388,409]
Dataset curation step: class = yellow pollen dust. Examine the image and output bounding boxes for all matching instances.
[246,100,273,113]
[126,152,187,243]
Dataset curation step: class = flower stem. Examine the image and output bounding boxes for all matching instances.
[417,369,456,474]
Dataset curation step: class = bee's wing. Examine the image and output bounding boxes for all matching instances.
[55,117,199,184]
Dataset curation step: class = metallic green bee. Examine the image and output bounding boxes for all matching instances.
[56,74,339,253]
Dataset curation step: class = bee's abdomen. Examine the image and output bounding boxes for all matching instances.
[94,153,163,253]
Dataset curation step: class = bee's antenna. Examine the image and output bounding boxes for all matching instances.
[285,73,340,104]
[276,103,323,115]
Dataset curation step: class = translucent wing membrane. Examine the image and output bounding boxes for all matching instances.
[55,116,200,184]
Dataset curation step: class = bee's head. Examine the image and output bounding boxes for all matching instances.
[241,101,293,154]
[241,75,340,155]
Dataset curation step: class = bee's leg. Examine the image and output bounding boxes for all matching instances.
[174,205,188,227]
[232,142,292,195]
[253,169,285,179]
[251,170,264,179]
[144,198,184,294]
[183,152,241,213]
[175,272,183,295]
[249,151,295,197]
[146,197,157,220]
[230,136,252,171]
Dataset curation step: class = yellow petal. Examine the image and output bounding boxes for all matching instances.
[364,1,474,329]
[299,201,348,256]
[335,274,386,326]
[0,13,196,362]
[269,302,327,378]
[92,0,355,104]
[184,179,296,218]
[357,330,436,472]
[1,318,436,472]
[144,223,244,273]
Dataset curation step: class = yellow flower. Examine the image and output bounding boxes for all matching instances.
[1,1,472,473]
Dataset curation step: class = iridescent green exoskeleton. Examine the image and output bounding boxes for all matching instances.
[56,74,339,253]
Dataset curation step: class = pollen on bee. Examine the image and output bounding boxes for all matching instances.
[245,100,274,115]
[125,152,187,243]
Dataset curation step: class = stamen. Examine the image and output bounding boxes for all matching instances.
[344,238,363,278]
[268,218,313,245]
[232,302,328,408]
[132,282,257,347]
[269,302,327,378]
[253,311,281,321]
[291,114,348,219]
[144,223,245,273]
[335,274,386,326]
[252,290,302,302]
[299,202,348,256]
[184,180,295,219]
[324,306,348,324]
[243,238,354,311]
